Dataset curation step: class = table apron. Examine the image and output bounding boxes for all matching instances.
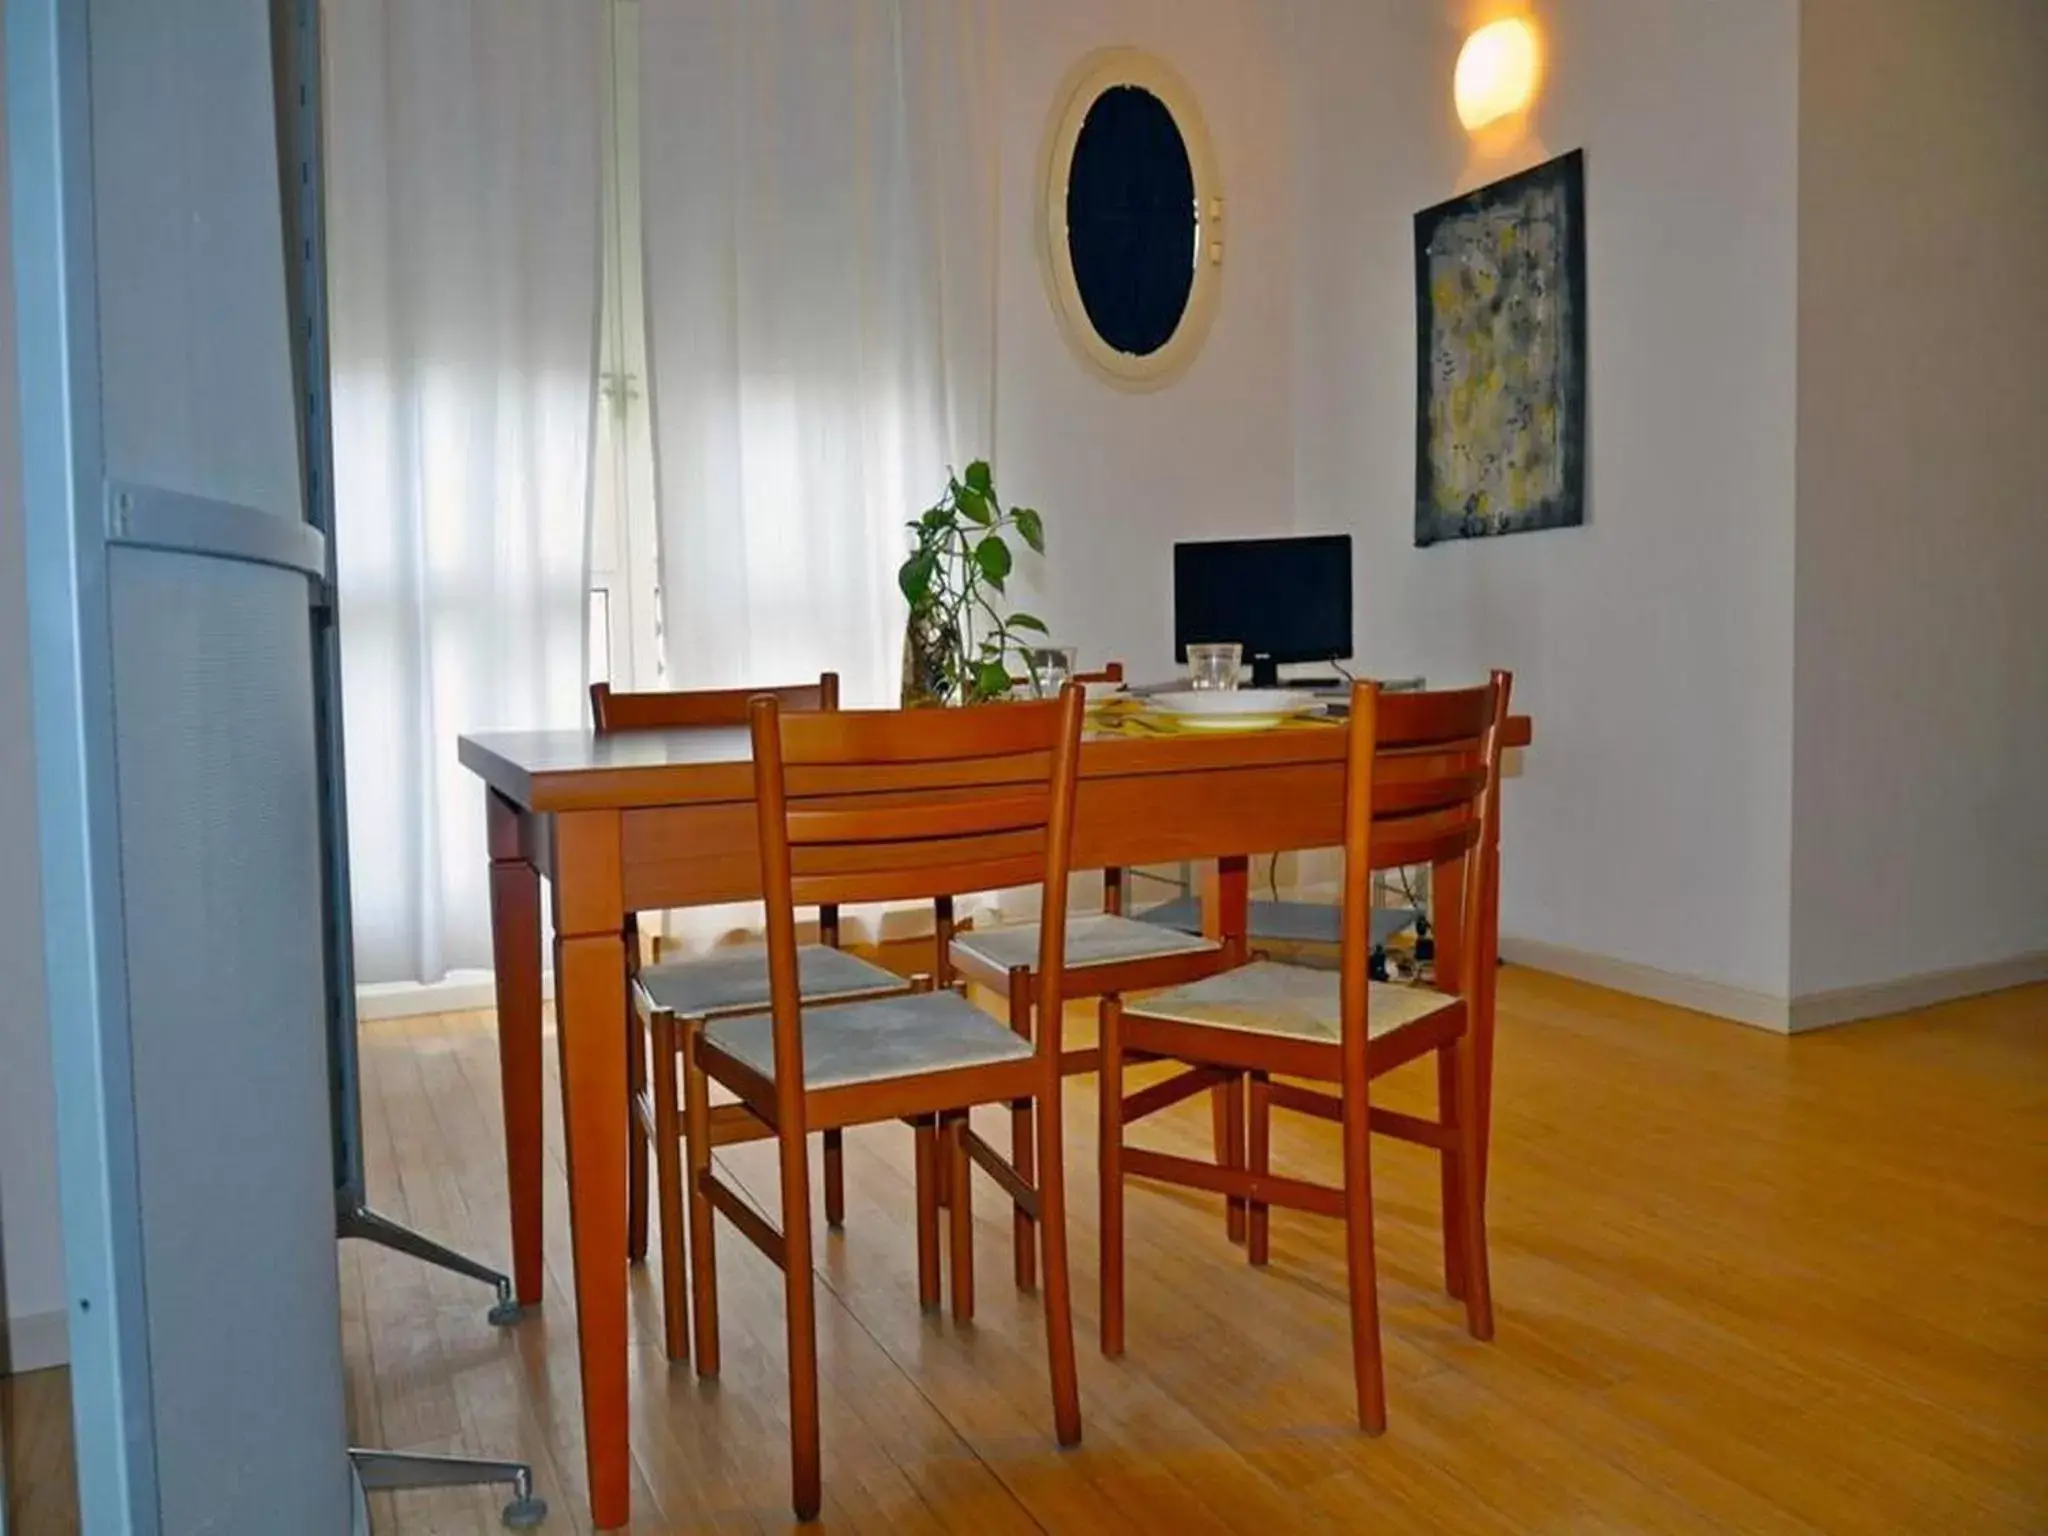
[610,761,1353,912]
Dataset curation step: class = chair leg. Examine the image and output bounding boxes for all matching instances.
[776,1104,822,1520]
[679,1021,721,1378]
[1098,997,1126,1358]
[823,1128,846,1228]
[1247,1071,1271,1268]
[934,894,955,987]
[1008,969,1038,1292]
[1448,1037,1496,1341]
[1218,1076,1247,1243]
[944,1114,975,1322]
[1341,1082,1387,1436]
[913,1118,942,1311]
[1010,1096,1037,1292]
[1437,1044,1470,1300]
[1036,1063,1082,1446]
[649,1012,690,1364]
[627,1002,648,1265]
[819,907,847,1235]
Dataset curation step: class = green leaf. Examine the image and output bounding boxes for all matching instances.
[963,460,993,497]
[973,534,1011,589]
[973,659,1013,700]
[1006,611,1049,634]
[1012,506,1045,554]
[956,486,992,526]
[921,504,951,530]
[898,551,935,606]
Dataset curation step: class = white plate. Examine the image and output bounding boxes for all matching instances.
[1150,689,1323,730]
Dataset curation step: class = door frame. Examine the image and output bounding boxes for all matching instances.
[8,0,161,1526]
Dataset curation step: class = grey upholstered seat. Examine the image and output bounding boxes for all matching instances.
[950,911,1220,974]
[637,942,903,1020]
[703,989,1034,1090]
[1126,959,1459,1045]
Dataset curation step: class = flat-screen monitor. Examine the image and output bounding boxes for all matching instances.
[1174,534,1352,688]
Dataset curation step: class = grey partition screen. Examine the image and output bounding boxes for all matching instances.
[9,0,352,1529]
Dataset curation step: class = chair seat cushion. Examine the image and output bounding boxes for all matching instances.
[1126,960,1459,1046]
[951,912,1220,974]
[638,943,902,1020]
[703,989,1034,1091]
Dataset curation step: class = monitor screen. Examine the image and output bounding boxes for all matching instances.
[1173,534,1353,673]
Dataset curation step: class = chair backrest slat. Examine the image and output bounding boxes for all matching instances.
[789,853,1051,909]
[775,700,1058,764]
[1369,685,1497,752]
[591,673,838,735]
[786,790,1050,846]
[1370,767,1489,819]
[781,751,1053,797]
[788,825,1048,881]
[1367,802,1483,872]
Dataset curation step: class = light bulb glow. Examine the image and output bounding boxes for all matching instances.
[1455,18,1541,132]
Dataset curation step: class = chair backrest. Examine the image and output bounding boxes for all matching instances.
[1339,673,1513,1019]
[590,673,839,735]
[749,687,1087,1081]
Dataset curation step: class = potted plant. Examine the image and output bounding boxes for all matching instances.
[898,461,1049,706]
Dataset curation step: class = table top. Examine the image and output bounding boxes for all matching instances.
[460,710,1532,814]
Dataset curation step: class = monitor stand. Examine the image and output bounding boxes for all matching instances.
[1248,656,1282,689]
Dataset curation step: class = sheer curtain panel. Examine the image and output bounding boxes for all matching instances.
[638,0,1000,710]
[325,0,605,985]
[637,0,1001,950]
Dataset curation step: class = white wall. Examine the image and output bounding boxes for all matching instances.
[1289,0,1802,1002]
[0,37,71,1373]
[991,0,1299,673]
[1790,0,2048,998]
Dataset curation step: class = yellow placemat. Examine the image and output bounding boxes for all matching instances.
[1086,697,1341,738]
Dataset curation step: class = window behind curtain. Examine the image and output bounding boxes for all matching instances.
[590,0,663,691]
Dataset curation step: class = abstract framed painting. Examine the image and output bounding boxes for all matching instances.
[1414,148,1587,546]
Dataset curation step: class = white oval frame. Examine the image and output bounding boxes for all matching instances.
[1037,48,1224,392]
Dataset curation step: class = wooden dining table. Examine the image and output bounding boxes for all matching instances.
[459,707,1532,1529]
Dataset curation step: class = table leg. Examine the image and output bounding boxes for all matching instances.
[1202,857,1251,1242]
[487,790,545,1308]
[552,810,632,1531]
[1200,854,1251,949]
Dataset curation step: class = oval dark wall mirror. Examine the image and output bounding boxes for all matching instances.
[1040,50,1222,389]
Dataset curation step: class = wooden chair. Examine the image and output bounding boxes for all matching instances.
[592,675,910,1362]
[1099,673,1511,1434]
[945,663,1248,1288]
[675,686,1088,1520]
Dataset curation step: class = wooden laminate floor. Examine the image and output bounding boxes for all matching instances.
[8,971,2046,1534]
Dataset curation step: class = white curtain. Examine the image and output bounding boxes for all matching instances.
[325,0,604,985]
[638,0,1000,711]
[637,0,1003,950]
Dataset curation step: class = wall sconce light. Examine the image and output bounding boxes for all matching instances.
[1454,17,1542,132]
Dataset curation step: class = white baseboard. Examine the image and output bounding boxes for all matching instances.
[1787,951,2048,1032]
[356,968,553,1023]
[1498,937,1794,1032]
[1501,937,2048,1033]
[1,1307,69,1376]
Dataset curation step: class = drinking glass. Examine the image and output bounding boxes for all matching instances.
[1186,642,1242,691]
[1019,645,1077,699]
